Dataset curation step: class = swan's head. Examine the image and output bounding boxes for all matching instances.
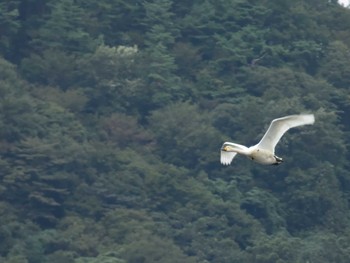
[222,145,234,152]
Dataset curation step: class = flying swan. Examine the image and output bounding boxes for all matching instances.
[220,114,315,165]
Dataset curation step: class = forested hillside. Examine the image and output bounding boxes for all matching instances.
[1,0,350,262]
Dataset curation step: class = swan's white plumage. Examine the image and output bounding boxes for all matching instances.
[220,151,237,165]
[220,114,315,165]
[220,142,249,164]
[257,114,315,152]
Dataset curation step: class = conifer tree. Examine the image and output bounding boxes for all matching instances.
[142,0,182,107]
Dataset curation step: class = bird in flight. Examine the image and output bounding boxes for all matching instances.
[220,114,315,165]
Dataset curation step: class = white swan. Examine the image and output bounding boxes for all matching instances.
[220,114,315,165]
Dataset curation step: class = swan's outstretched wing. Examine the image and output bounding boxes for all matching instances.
[257,114,315,152]
[220,142,249,165]
[221,151,238,165]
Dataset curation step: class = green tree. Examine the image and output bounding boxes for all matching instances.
[0,1,20,58]
[318,41,350,88]
[20,49,79,88]
[18,0,102,88]
[30,0,99,54]
[121,233,196,263]
[2,103,89,227]
[0,57,89,227]
[141,0,183,107]
[78,44,143,115]
[75,0,145,46]
[148,102,222,169]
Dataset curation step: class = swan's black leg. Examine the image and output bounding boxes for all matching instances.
[273,155,283,165]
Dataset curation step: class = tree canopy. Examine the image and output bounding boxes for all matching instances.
[1,0,350,262]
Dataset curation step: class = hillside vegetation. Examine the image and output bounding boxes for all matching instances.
[1,0,350,262]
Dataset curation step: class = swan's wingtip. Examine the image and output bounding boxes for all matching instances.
[303,113,315,124]
[220,161,232,165]
[220,150,234,165]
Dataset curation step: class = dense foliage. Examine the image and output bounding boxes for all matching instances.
[1,0,350,262]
